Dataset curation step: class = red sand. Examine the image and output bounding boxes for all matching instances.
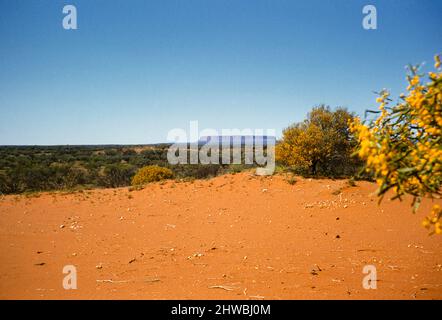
[0,172,441,299]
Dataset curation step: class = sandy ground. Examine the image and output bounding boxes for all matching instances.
[0,172,441,300]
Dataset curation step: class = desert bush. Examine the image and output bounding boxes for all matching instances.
[131,165,174,186]
[101,164,136,188]
[228,164,253,174]
[286,175,297,185]
[64,165,89,188]
[0,171,15,194]
[347,177,356,187]
[276,106,359,177]
[171,164,224,179]
[0,164,93,193]
[350,55,442,234]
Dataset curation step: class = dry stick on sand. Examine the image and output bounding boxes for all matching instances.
[208,285,237,291]
[96,279,130,284]
[97,278,160,284]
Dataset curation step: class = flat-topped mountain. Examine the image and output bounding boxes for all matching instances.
[198,135,276,146]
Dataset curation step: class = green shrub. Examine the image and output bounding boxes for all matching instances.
[100,163,135,188]
[228,164,250,174]
[131,165,173,186]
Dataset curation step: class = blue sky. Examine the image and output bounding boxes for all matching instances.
[0,0,441,145]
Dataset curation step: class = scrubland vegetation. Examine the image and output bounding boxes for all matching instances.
[0,145,253,194]
[1,55,440,235]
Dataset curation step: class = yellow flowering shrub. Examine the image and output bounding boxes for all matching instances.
[350,55,442,235]
[276,106,357,176]
[131,165,173,186]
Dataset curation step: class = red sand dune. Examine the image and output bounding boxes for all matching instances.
[0,172,441,299]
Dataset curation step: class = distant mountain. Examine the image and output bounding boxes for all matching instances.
[198,135,276,146]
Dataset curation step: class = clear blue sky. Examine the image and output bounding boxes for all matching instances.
[1,0,441,145]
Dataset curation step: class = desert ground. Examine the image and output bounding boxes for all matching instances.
[0,171,441,300]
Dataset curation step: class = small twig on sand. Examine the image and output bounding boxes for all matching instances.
[97,279,130,284]
[97,278,160,284]
[144,278,161,283]
[208,285,237,291]
[387,265,400,271]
